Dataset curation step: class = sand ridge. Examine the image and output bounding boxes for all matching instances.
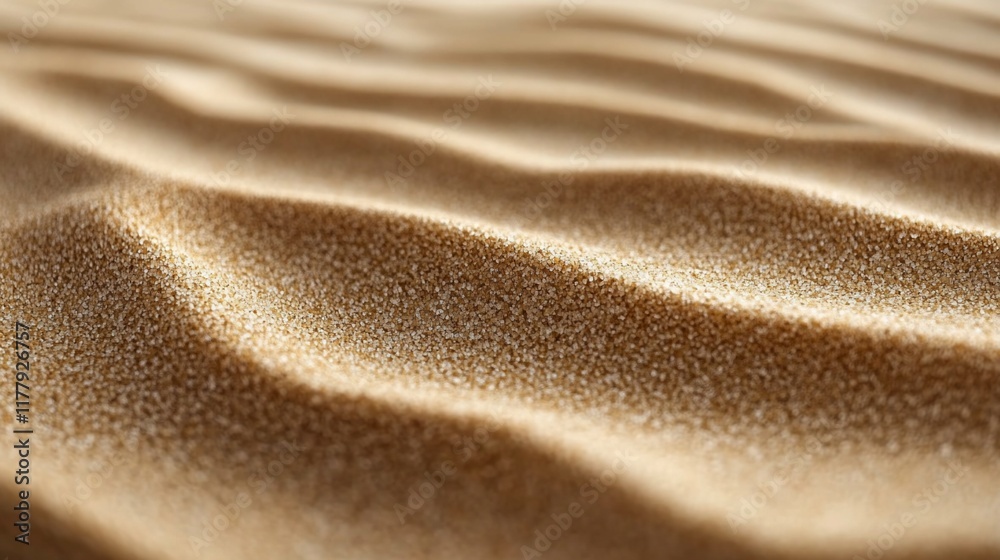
[0,0,999,558]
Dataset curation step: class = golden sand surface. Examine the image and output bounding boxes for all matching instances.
[0,0,999,558]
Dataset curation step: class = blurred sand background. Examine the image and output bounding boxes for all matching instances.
[1,0,999,558]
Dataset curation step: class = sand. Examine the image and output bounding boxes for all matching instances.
[1,0,999,558]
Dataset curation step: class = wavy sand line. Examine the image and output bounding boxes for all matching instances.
[2,0,999,559]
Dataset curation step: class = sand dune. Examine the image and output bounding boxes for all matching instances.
[1,0,999,558]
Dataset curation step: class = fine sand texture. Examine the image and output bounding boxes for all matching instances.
[1,0,1000,558]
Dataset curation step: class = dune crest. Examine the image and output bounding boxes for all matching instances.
[1,0,999,559]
